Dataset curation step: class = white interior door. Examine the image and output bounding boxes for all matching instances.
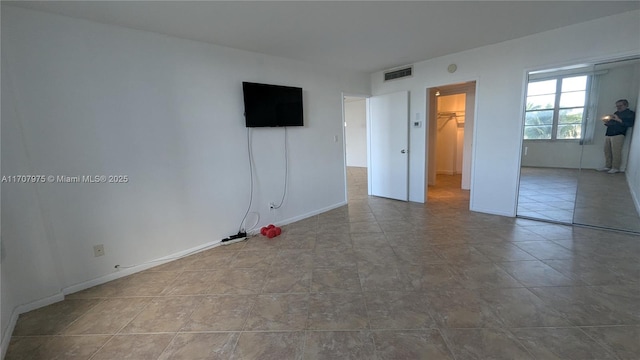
[368,91,409,201]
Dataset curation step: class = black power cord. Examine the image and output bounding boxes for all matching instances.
[222,128,253,243]
[223,125,288,242]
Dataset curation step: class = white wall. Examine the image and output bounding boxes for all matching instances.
[0,5,369,351]
[372,10,640,216]
[344,98,367,167]
[522,64,640,170]
[2,51,66,355]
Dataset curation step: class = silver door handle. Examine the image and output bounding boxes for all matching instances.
[401,149,406,154]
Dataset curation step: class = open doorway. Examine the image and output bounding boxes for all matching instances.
[427,82,476,201]
[343,95,368,202]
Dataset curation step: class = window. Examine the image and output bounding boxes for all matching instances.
[523,75,588,140]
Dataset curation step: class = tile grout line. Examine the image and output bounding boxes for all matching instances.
[85,295,156,360]
[8,171,639,359]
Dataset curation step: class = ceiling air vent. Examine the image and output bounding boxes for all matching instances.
[384,66,413,81]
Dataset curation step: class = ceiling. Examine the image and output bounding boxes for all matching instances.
[6,1,640,73]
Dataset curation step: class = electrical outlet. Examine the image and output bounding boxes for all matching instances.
[93,244,105,257]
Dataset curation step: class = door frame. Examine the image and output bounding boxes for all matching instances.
[341,92,370,203]
[427,81,477,192]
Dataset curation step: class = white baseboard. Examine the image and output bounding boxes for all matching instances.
[469,206,515,218]
[1,201,347,359]
[62,238,223,296]
[62,202,348,295]
[1,292,64,359]
[273,202,347,227]
[2,238,227,359]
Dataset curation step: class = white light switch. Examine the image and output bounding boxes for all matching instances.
[333,135,338,142]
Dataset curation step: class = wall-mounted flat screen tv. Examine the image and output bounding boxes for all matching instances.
[242,82,303,127]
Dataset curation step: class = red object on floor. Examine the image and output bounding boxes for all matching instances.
[262,224,282,238]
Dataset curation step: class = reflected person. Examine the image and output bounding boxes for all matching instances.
[601,99,635,174]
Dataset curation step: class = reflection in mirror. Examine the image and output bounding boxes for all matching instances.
[517,70,588,223]
[517,167,578,223]
[573,58,640,233]
[517,56,640,233]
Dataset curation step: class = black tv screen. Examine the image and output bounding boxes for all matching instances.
[242,82,303,127]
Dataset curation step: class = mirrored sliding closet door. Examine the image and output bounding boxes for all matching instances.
[517,56,640,233]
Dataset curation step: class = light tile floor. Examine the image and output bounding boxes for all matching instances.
[6,167,640,359]
[517,166,640,233]
[517,167,579,224]
[574,169,640,233]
